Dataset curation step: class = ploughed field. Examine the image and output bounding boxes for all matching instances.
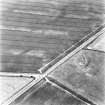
[1,0,104,73]
[10,79,88,105]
